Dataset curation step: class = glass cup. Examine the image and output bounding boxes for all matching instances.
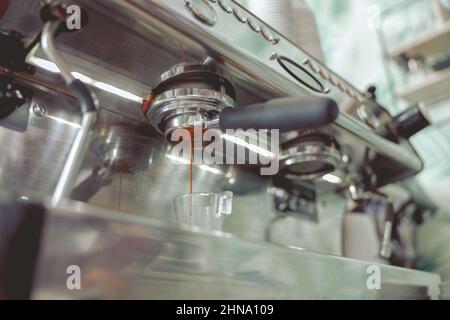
[173,191,233,231]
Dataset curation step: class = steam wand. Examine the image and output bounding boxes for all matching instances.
[38,4,98,207]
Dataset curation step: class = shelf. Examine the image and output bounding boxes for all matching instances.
[388,21,450,58]
[396,67,450,104]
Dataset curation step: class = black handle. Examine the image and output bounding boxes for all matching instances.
[219,97,338,132]
[393,105,430,139]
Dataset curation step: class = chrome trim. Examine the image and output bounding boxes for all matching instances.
[280,139,342,180]
[151,88,235,108]
[50,112,97,206]
[148,62,236,137]
[41,22,75,84]
[185,0,217,26]
[147,88,235,136]
[261,26,274,42]
[247,17,261,33]
[232,8,247,23]
[158,62,231,83]
[334,113,422,172]
[217,0,232,13]
[41,21,99,207]
[50,0,423,181]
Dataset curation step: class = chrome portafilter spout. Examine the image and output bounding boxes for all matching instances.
[39,4,98,207]
[143,62,236,142]
[277,131,342,181]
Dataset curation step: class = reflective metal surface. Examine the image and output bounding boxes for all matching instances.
[144,61,236,140]
[280,134,342,180]
[0,0,425,187]
[41,22,76,84]
[0,85,350,249]
[0,0,439,298]
[147,88,234,135]
[50,111,96,207]
[185,0,217,26]
[31,200,441,299]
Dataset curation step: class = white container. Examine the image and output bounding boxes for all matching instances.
[342,212,380,262]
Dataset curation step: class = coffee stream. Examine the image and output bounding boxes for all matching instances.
[185,126,211,216]
[189,134,193,216]
[186,126,197,217]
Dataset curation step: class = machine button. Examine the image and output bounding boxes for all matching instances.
[233,8,247,23]
[338,82,347,92]
[318,68,330,81]
[303,58,319,73]
[329,76,339,86]
[261,27,274,42]
[218,0,233,13]
[348,90,356,99]
[309,62,320,74]
[247,17,261,32]
[185,0,217,26]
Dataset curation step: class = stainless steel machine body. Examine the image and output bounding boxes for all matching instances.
[0,0,426,195]
[0,0,440,299]
[30,200,440,300]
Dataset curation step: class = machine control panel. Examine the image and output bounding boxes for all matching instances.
[186,0,280,44]
[302,58,365,102]
[183,0,370,100]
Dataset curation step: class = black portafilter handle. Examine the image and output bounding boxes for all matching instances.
[393,104,430,139]
[219,97,339,132]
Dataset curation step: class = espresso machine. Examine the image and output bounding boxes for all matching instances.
[0,0,441,299]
